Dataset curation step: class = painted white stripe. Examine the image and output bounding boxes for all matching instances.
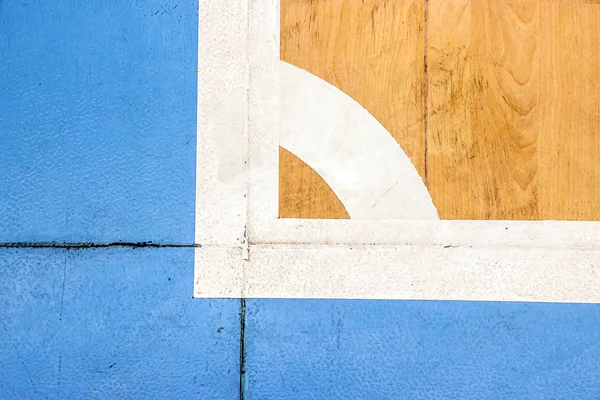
[280,62,438,220]
[195,0,249,246]
[248,219,600,249]
[246,0,280,233]
[195,244,600,303]
[195,246,244,298]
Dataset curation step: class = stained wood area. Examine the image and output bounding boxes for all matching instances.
[281,0,426,175]
[280,0,600,220]
[428,0,600,220]
[279,147,350,219]
[280,0,425,219]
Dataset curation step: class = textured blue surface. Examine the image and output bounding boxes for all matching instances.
[0,0,197,244]
[0,248,239,399]
[245,299,600,399]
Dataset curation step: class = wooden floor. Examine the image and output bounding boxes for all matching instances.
[279,0,600,220]
[279,147,350,219]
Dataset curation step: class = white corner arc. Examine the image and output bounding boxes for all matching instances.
[280,61,438,220]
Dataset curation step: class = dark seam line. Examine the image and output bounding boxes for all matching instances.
[239,298,247,400]
[0,242,201,249]
[424,0,429,187]
[239,0,250,396]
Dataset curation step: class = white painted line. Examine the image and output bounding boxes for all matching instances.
[195,246,245,298]
[196,244,600,303]
[249,219,600,249]
[280,62,438,220]
[246,0,280,232]
[195,0,249,246]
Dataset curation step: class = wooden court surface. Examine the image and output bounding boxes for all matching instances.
[279,0,600,220]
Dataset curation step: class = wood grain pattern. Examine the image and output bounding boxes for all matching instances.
[279,147,350,219]
[536,1,600,220]
[280,0,426,219]
[428,0,600,220]
[281,0,426,173]
[280,0,600,220]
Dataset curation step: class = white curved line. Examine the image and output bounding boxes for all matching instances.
[280,61,439,220]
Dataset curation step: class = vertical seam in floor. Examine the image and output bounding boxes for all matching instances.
[424,0,429,187]
[239,298,247,400]
[240,0,250,398]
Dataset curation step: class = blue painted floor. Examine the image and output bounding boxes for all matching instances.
[244,300,600,399]
[0,248,239,399]
[0,1,240,397]
[2,1,600,399]
[0,0,197,244]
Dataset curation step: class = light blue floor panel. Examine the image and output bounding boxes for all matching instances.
[0,248,240,399]
[0,0,197,244]
[244,299,600,400]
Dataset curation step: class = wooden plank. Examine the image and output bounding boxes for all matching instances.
[279,147,350,219]
[427,0,600,220]
[280,0,426,172]
[280,0,426,219]
[427,0,539,220]
[536,1,600,220]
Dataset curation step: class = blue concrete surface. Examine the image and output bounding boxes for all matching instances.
[245,299,600,399]
[0,248,240,399]
[0,1,242,398]
[0,0,197,244]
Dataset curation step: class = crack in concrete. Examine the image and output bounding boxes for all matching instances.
[238,298,247,400]
[0,242,201,249]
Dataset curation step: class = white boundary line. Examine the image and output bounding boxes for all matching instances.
[195,0,248,247]
[279,61,438,220]
[194,0,600,301]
